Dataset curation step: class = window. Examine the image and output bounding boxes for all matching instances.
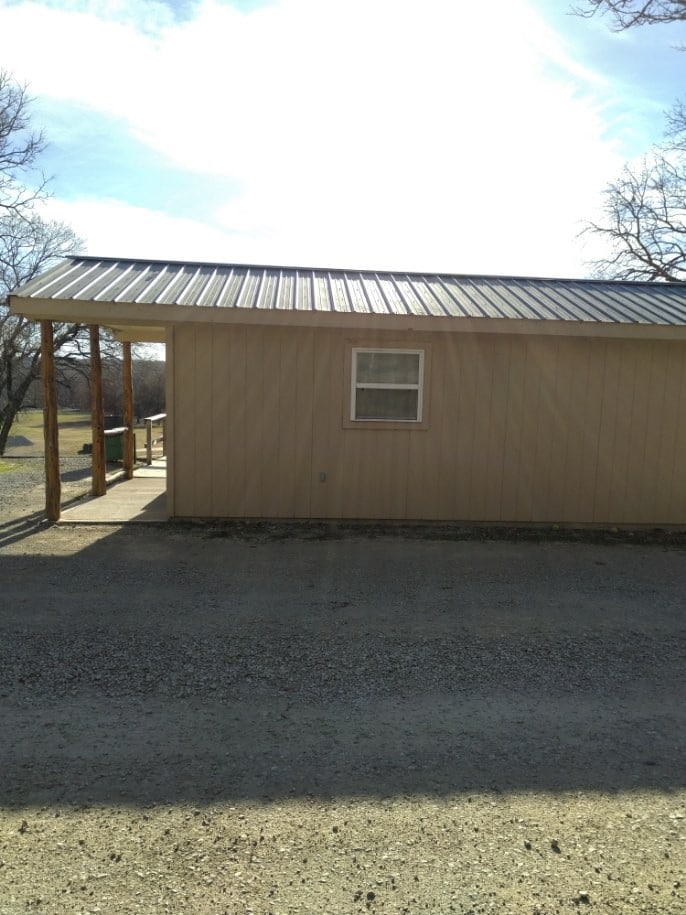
[351,348,424,422]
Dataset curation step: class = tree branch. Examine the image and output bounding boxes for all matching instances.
[0,70,49,217]
[573,0,686,29]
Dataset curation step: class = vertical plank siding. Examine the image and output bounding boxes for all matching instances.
[171,323,196,517]
[171,324,686,524]
[193,326,214,516]
[210,326,231,513]
[293,330,315,517]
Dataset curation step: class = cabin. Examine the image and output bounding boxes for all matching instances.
[10,256,686,526]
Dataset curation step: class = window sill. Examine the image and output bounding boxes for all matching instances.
[342,417,429,431]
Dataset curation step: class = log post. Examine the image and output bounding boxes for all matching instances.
[90,325,106,496]
[122,341,134,479]
[40,320,61,522]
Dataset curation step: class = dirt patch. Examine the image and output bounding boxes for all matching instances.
[0,519,685,913]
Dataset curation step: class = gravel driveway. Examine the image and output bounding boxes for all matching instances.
[0,465,685,913]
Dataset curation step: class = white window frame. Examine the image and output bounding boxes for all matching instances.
[350,347,424,423]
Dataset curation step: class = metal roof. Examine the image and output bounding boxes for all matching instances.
[11,256,686,326]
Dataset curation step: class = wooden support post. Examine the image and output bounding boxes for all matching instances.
[146,419,152,466]
[90,325,106,496]
[122,341,134,479]
[40,320,61,522]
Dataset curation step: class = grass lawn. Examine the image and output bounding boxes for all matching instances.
[7,410,91,457]
[6,410,165,460]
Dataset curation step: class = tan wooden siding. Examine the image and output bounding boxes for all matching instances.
[171,324,686,524]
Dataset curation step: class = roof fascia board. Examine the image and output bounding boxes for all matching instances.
[10,295,686,341]
[109,326,167,343]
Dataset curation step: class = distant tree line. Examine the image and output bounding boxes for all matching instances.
[19,356,165,423]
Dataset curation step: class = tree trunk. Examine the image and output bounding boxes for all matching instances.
[0,411,12,456]
[90,325,106,497]
[40,320,60,522]
[0,351,41,455]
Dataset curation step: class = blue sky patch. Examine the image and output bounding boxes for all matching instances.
[533,0,686,153]
[35,100,241,221]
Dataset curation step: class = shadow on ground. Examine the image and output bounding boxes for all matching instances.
[1,526,685,807]
[6,435,33,447]
[0,510,47,549]
[60,465,94,483]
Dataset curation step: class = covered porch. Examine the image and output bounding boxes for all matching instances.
[35,322,169,523]
[60,458,167,524]
[10,286,167,523]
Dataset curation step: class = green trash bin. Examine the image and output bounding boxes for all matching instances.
[104,427,128,462]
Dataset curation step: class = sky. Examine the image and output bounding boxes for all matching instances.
[0,0,685,278]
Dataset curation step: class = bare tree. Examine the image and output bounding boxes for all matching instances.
[574,1,686,29]
[583,153,686,280]
[0,70,87,455]
[0,71,49,218]
[575,2,686,278]
[0,213,85,453]
[131,358,165,419]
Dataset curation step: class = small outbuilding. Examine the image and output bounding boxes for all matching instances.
[10,256,686,526]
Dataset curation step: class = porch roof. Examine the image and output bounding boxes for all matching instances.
[10,256,686,341]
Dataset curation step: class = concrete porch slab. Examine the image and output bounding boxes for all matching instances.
[61,462,167,524]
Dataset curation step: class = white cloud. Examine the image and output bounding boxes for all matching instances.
[41,196,247,261]
[1,0,628,275]
[42,186,613,279]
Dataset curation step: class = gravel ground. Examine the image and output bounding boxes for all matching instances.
[0,455,92,526]
[0,462,685,913]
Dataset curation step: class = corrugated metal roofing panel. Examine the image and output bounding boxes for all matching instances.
[313,273,331,312]
[328,273,349,312]
[174,265,212,306]
[24,259,81,297]
[515,279,591,322]
[554,283,624,323]
[214,269,242,309]
[341,275,364,314]
[420,276,464,317]
[128,263,171,304]
[361,275,391,315]
[113,262,155,303]
[477,279,529,320]
[51,261,105,299]
[449,277,506,319]
[407,277,447,318]
[294,271,312,312]
[10,256,686,327]
[602,283,680,325]
[393,277,425,316]
[194,267,221,308]
[377,276,409,315]
[502,279,565,320]
[95,262,140,302]
[276,271,295,311]
[60,260,119,300]
[236,270,259,309]
[258,269,274,308]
